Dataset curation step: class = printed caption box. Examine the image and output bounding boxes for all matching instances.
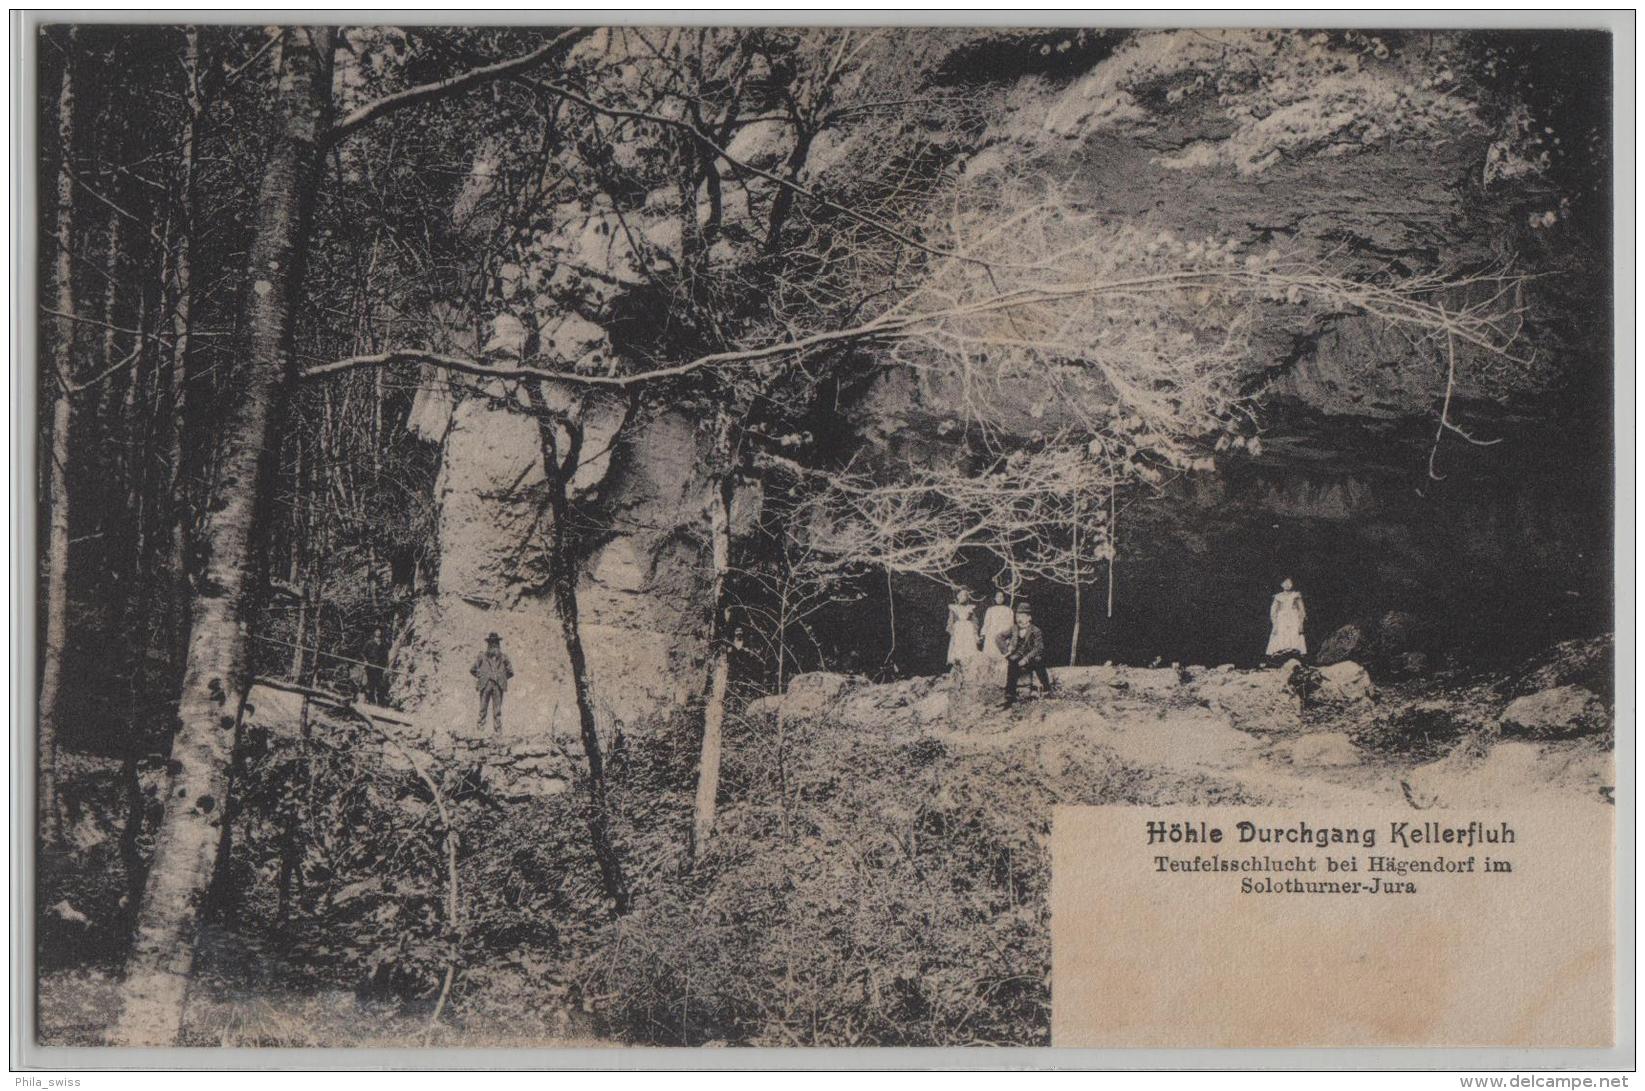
[1051,805,1614,1047]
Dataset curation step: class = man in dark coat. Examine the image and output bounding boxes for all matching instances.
[1002,606,1053,708]
[470,632,514,732]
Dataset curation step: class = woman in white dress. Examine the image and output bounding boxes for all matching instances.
[946,589,982,669]
[1266,577,1307,660]
[980,590,1017,661]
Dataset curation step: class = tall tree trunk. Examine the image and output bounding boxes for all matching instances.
[165,24,203,591]
[122,281,154,582]
[1106,483,1117,620]
[691,413,735,859]
[1070,581,1082,668]
[1069,520,1082,666]
[39,28,80,851]
[93,212,123,461]
[527,386,630,913]
[41,386,72,850]
[111,27,334,1047]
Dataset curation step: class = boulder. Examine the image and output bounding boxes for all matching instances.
[1316,623,1364,666]
[1318,661,1376,702]
[783,671,858,717]
[1514,635,1614,701]
[744,695,783,719]
[1190,662,1301,730]
[1500,685,1609,739]
[1282,732,1362,767]
[836,676,936,729]
[1319,612,1431,668]
[1288,660,1375,706]
[1389,650,1429,677]
[1369,610,1425,658]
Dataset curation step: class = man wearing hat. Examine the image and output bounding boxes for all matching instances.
[1002,604,1053,708]
[470,632,514,732]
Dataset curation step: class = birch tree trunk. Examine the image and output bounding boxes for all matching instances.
[691,413,735,859]
[94,212,122,442]
[165,24,203,591]
[41,389,72,850]
[111,27,334,1047]
[39,28,79,850]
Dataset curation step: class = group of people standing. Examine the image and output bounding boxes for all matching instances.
[458,577,1311,730]
[944,576,1310,708]
[946,589,1054,708]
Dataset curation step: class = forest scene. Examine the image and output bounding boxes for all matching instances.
[32,24,1615,1048]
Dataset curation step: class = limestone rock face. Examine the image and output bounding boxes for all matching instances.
[393,387,713,743]
[1500,685,1610,740]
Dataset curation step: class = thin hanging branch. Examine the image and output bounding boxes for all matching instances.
[1428,326,1504,482]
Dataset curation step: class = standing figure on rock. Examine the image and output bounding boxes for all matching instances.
[471,631,514,733]
[981,590,1016,662]
[1266,577,1308,663]
[946,588,982,671]
[1002,604,1054,708]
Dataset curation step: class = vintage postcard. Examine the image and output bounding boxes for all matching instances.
[15,14,1628,1069]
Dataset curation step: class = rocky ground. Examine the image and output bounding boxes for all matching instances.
[37,633,1613,1047]
[750,633,1616,812]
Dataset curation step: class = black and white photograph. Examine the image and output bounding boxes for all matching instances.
[18,16,1625,1061]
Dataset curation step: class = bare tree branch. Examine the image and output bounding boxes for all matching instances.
[326,28,589,146]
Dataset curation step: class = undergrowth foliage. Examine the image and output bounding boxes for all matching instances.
[580,710,1053,1046]
[201,691,1070,1046]
[224,707,624,1012]
[44,635,1601,1047]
